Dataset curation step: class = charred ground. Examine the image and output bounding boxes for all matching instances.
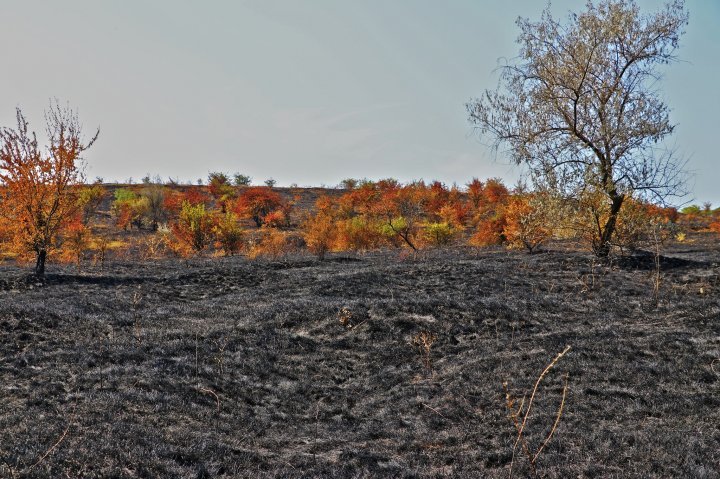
[1,237,719,478]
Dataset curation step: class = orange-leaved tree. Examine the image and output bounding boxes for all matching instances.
[0,104,98,276]
[375,182,427,251]
[208,171,236,213]
[302,196,338,260]
[502,193,552,253]
[469,178,510,247]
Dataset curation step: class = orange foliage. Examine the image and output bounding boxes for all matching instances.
[234,187,285,227]
[468,178,510,247]
[60,216,92,270]
[483,178,510,204]
[164,188,209,215]
[302,197,338,260]
[466,178,485,211]
[335,217,383,252]
[374,183,428,251]
[469,216,507,247]
[502,194,551,253]
[249,228,294,260]
[207,172,236,212]
[0,105,98,275]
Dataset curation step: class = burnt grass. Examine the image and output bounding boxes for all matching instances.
[1,239,719,478]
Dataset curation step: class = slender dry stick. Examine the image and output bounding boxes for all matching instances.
[313,397,325,464]
[652,225,662,302]
[422,403,447,419]
[532,372,570,463]
[507,345,571,478]
[504,385,534,478]
[197,387,220,413]
[513,346,571,454]
[195,332,199,379]
[28,405,76,472]
[132,291,142,344]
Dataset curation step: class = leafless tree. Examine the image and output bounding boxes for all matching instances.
[468,0,689,256]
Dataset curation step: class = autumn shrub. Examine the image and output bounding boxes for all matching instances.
[170,201,214,256]
[375,183,427,251]
[438,201,468,227]
[612,199,673,252]
[466,178,485,216]
[502,194,553,253]
[77,184,106,225]
[378,216,413,248]
[213,211,244,256]
[425,181,450,220]
[248,228,294,260]
[336,217,383,252]
[302,199,338,260]
[264,209,289,228]
[469,214,507,247]
[59,217,92,270]
[139,183,168,230]
[710,221,720,235]
[423,222,458,247]
[567,190,678,254]
[0,103,98,275]
[235,187,284,227]
[208,172,236,212]
[466,178,511,248]
[112,188,149,230]
[163,188,209,217]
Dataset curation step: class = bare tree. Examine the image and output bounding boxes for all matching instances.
[467,0,689,256]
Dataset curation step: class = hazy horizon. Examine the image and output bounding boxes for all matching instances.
[1,0,717,204]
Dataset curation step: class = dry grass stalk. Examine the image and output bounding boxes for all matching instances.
[504,345,571,478]
[28,405,76,472]
[132,291,142,344]
[197,386,221,413]
[412,331,437,374]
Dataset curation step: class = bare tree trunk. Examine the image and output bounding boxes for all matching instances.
[595,195,624,258]
[35,249,47,277]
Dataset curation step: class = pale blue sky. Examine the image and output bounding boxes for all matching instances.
[0,1,717,204]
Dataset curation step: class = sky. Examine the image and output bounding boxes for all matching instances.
[0,0,717,205]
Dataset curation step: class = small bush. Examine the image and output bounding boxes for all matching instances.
[423,222,458,247]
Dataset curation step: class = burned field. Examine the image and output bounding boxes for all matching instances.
[0,240,719,478]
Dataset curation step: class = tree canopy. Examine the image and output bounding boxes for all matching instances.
[467,0,688,256]
[0,103,98,275]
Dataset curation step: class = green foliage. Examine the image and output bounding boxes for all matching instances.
[214,211,244,256]
[76,185,106,225]
[114,188,137,204]
[140,184,167,230]
[233,173,252,186]
[379,216,408,239]
[339,178,358,190]
[423,222,458,247]
[680,205,702,215]
[175,201,213,254]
